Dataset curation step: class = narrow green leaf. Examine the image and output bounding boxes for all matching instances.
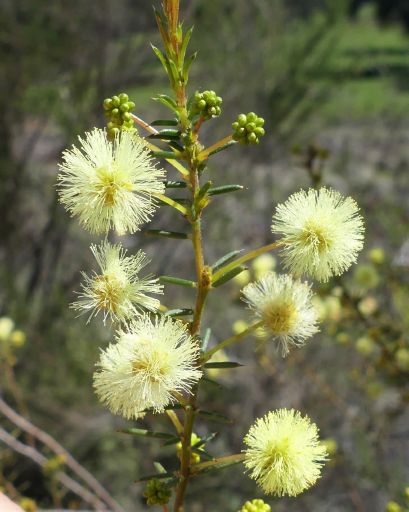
[197,410,232,424]
[145,229,189,239]
[151,150,181,160]
[183,51,197,83]
[191,446,213,460]
[151,44,170,75]
[168,59,180,85]
[197,181,212,202]
[201,328,211,352]
[164,180,187,189]
[206,140,237,157]
[192,459,242,475]
[212,266,248,288]
[208,185,244,196]
[159,276,197,288]
[149,129,181,141]
[168,141,185,152]
[193,432,218,448]
[204,361,243,369]
[211,250,243,272]
[201,376,223,389]
[180,26,194,66]
[119,428,175,440]
[153,462,167,474]
[150,118,179,126]
[138,472,173,482]
[152,94,179,113]
[162,437,181,447]
[165,308,194,317]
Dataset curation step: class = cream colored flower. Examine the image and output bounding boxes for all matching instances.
[58,128,165,234]
[93,315,202,418]
[242,273,318,355]
[243,409,328,497]
[72,241,162,323]
[272,188,364,282]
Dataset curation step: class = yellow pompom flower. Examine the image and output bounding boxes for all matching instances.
[252,254,276,279]
[242,273,319,356]
[272,188,364,282]
[72,241,162,324]
[58,128,165,234]
[243,409,328,497]
[239,498,271,512]
[93,315,202,418]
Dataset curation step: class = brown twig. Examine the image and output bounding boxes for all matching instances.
[0,427,107,510]
[0,397,125,512]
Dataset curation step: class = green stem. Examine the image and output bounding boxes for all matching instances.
[190,453,245,474]
[212,241,281,282]
[202,321,264,362]
[151,193,188,216]
[199,135,233,160]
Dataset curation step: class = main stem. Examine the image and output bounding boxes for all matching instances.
[167,11,208,512]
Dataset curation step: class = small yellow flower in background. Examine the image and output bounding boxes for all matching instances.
[239,498,271,512]
[369,247,385,265]
[58,128,165,234]
[242,273,319,356]
[0,317,15,342]
[176,432,204,464]
[358,296,378,317]
[395,348,409,372]
[321,437,338,457]
[271,188,364,282]
[353,264,380,290]
[72,241,162,324]
[10,330,26,348]
[233,269,252,287]
[386,502,402,512]
[355,336,376,356]
[252,254,276,280]
[233,320,250,335]
[94,315,202,418]
[243,409,328,497]
[19,497,37,512]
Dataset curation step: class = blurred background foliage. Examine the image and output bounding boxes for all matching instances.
[0,0,409,511]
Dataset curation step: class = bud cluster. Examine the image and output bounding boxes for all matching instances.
[143,478,171,506]
[103,93,136,140]
[192,90,222,119]
[239,499,272,512]
[232,112,265,145]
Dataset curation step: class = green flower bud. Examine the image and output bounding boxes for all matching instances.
[143,479,171,506]
[103,98,113,110]
[239,499,271,512]
[192,90,222,119]
[122,112,132,122]
[119,103,129,112]
[111,108,120,117]
[118,92,129,102]
[112,95,120,107]
[232,112,265,144]
[238,114,247,126]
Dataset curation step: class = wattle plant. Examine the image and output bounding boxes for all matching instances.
[57,1,365,510]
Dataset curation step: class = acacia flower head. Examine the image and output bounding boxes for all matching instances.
[58,128,165,234]
[72,241,162,323]
[242,273,318,356]
[93,315,202,418]
[271,188,364,282]
[243,409,328,497]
